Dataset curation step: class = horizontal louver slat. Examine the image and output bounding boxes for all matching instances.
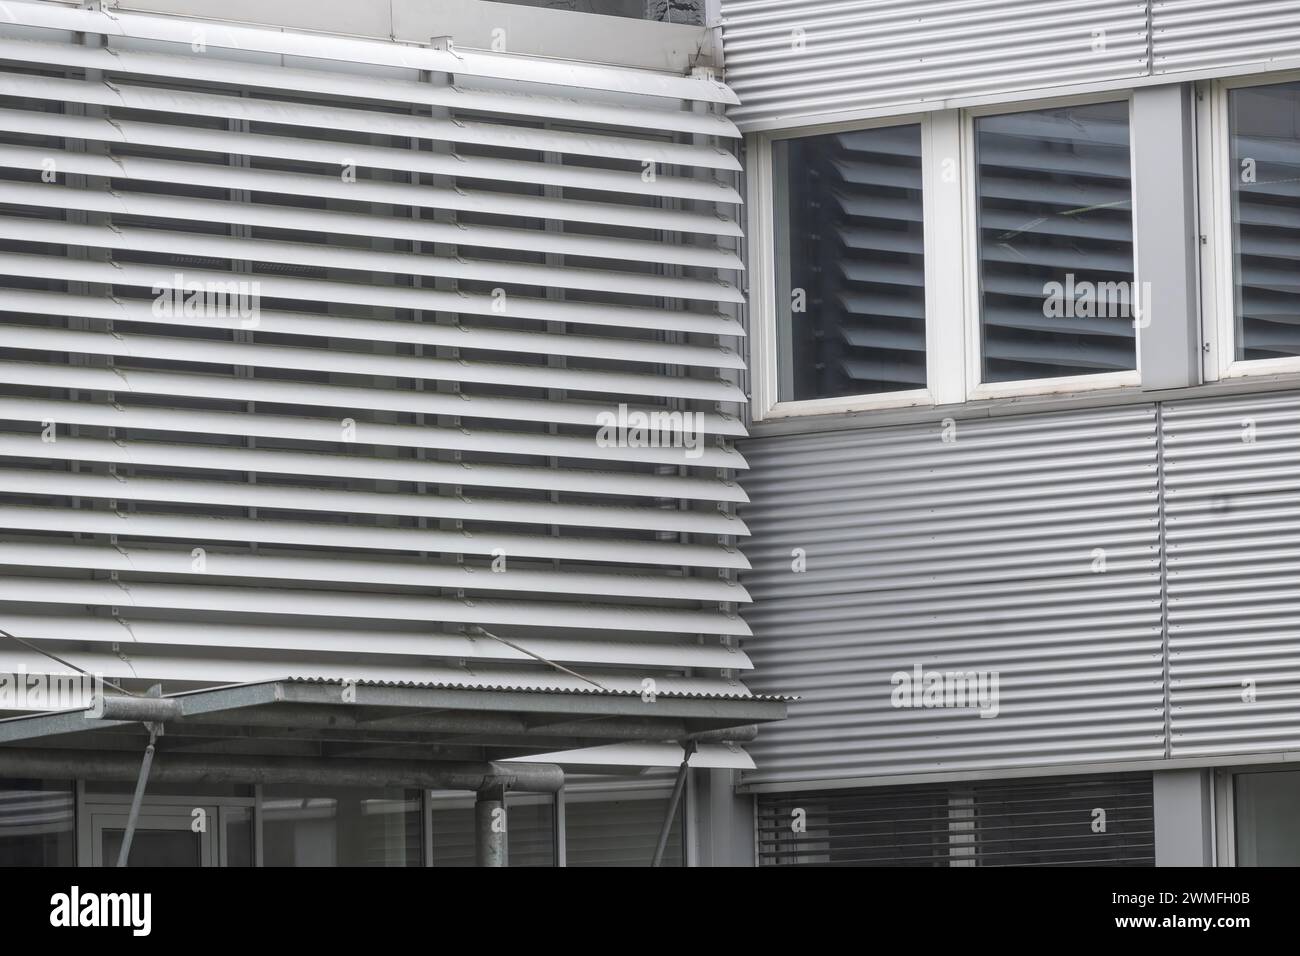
[0,2,756,742]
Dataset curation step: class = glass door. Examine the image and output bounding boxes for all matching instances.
[86,804,216,867]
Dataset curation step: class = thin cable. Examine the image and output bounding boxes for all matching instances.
[0,626,137,697]
[469,626,608,692]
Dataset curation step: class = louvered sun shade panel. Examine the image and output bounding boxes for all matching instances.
[975,101,1138,383]
[778,124,926,400]
[1229,80,1300,361]
[0,5,754,706]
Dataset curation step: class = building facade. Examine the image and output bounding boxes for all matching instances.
[0,0,772,866]
[2,0,1300,867]
[726,0,1300,866]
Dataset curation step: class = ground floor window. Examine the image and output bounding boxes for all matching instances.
[757,773,1155,866]
[262,787,422,867]
[0,778,74,866]
[1233,769,1300,866]
[0,776,687,866]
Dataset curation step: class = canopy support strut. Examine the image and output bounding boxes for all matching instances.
[651,739,696,867]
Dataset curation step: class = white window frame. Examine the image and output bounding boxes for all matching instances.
[1201,71,1300,384]
[961,91,1143,401]
[748,112,966,420]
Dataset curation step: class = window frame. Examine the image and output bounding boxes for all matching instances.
[750,111,958,420]
[1202,71,1300,383]
[960,91,1143,401]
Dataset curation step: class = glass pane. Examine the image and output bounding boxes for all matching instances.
[224,808,254,868]
[507,798,555,867]
[0,778,74,866]
[1230,81,1300,361]
[1235,770,1300,866]
[566,795,683,867]
[776,124,926,401]
[428,799,475,867]
[975,101,1136,383]
[262,788,422,867]
[427,795,555,866]
[102,828,202,867]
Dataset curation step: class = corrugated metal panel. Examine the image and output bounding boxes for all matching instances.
[1163,391,1300,757]
[1152,0,1300,76]
[0,1,758,760]
[718,0,1150,130]
[739,406,1165,786]
[757,772,1155,865]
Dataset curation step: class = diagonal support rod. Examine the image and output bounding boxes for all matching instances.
[651,739,696,867]
[116,722,159,867]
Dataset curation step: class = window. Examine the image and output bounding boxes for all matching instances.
[757,774,1155,866]
[772,123,927,404]
[566,792,685,867]
[0,778,74,866]
[973,100,1137,385]
[1234,769,1300,866]
[1228,80,1300,363]
[261,787,423,867]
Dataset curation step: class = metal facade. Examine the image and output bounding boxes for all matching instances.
[738,406,1165,786]
[0,2,757,761]
[1164,391,1300,758]
[740,390,1300,787]
[717,0,1300,131]
[717,0,1150,130]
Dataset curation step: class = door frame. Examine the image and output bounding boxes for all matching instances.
[77,792,255,867]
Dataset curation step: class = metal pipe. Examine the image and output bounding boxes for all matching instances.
[176,706,704,741]
[651,740,696,867]
[98,697,182,723]
[115,728,158,868]
[686,724,757,743]
[0,748,564,792]
[475,784,507,868]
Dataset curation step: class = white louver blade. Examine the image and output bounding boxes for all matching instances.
[0,3,753,710]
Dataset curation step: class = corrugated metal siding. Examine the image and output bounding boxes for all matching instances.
[0,2,756,737]
[1152,0,1300,76]
[739,406,1165,786]
[1164,391,1300,757]
[718,0,1150,130]
[757,772,1155,866]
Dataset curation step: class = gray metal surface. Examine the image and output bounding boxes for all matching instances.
[1133,83,1202,392]
[0,2,763,765]
[718,1,1300,132]
[0,678,785,781]
[718,0,1150,130]
[1151,0,1300,77]
[739,405,1165,785]
[1163,391,1300,758]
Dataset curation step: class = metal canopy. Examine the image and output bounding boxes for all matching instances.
[0,677,788,788]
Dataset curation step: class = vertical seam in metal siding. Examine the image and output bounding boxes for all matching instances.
[1145,0,1155,77]
[1156,401,1172,759]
